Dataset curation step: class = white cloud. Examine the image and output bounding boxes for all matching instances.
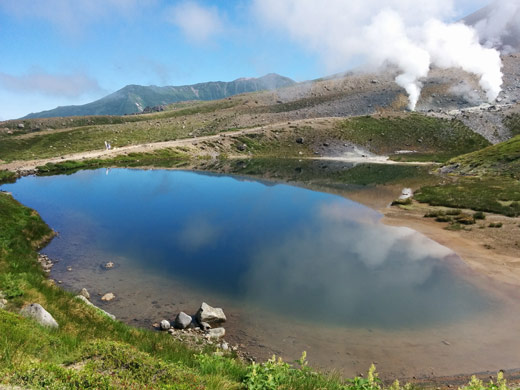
[0,0,149,35]
[167,1,224,44]
[252,0,503,110]
[0,69,102,98]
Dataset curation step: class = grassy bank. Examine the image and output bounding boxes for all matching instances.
[336,115,490,163]
[414,135,520,217]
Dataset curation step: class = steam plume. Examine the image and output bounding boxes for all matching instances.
[254,0,505,110]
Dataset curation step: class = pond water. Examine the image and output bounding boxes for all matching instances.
[2,168,519,378]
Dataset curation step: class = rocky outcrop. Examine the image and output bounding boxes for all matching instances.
[196,302,226,325]
[20,303,58,328]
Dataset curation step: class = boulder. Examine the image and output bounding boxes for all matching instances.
[101,292,115,301]
[75,295,116,320]
[80,288,90,300]
[20,303,58,328]
[200,322,211,331]
[196,302,226,325]
[174,312,192,329]
[207,327,226,339]
[17,123,24,129]
[160,320,171,330]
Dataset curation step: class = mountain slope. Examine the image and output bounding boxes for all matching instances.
[23,73,295,119]
[462,2,520,51]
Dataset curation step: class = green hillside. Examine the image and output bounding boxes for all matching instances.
[22,73,295,119]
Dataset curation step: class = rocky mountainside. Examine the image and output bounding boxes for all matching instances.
[22,73,295,119]
[462,2,520,52]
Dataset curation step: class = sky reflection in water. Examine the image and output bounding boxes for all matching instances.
[1,168,491,329]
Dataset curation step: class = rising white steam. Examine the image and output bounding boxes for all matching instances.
[473,0,520,51]
[254,0,504,110]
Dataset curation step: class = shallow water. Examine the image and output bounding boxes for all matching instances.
[3,168,520,377]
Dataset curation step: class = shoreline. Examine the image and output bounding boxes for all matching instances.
[380,202,520,288]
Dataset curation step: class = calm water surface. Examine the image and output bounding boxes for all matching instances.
[2,168,491,329]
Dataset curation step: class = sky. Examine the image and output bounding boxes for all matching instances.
[0,0,491,120]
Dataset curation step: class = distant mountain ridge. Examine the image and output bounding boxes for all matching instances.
[23,73,295,119]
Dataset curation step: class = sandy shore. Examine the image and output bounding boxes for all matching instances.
[382,202,520,287]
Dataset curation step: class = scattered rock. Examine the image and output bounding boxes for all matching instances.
[206,327,226,339]
[398,188,413,200]
[196,302,226,325]
[66,266,72,272]
[221,341,229,351]
[237,144,247,151]
[101,292,115,301]
[104,262,114,269]
[0,291,6,309]
[79,288,90,300]
[75,295,116,320]
[17,123,24,129]
[174,312,192,329]
[20,303,59,328]
[200,322,211,331]
[160,320,171,330]
[168,328,175,334]
[442,340,451,346]
[295,137,304,144]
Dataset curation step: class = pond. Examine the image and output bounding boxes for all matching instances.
[2,168,519,378]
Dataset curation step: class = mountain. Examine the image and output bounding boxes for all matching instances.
[462,2,520,52]
[23,73,295,119]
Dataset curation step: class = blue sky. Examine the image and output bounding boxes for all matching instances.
[0,0,490,120]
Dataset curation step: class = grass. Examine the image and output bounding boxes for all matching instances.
[36,148,191,175]
[0,169,16,185]
[415,177,520,217]
[446,135,520,179]
[336,114,490,163]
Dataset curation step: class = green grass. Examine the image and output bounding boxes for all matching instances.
[36,148,190,175]
[0,170,16,185]
[447,135,520,179]
[336,114,490,163]
[415,177,520,217]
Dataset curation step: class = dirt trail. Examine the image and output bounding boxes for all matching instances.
[1,117,433,173]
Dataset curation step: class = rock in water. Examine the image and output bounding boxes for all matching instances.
[174,312,192,329]
[196,302,226,325]
[207,327,226,339]
[20,303,59,328]
[160,320,171,330]
[80,288,90,300]
[101,293,115,301]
